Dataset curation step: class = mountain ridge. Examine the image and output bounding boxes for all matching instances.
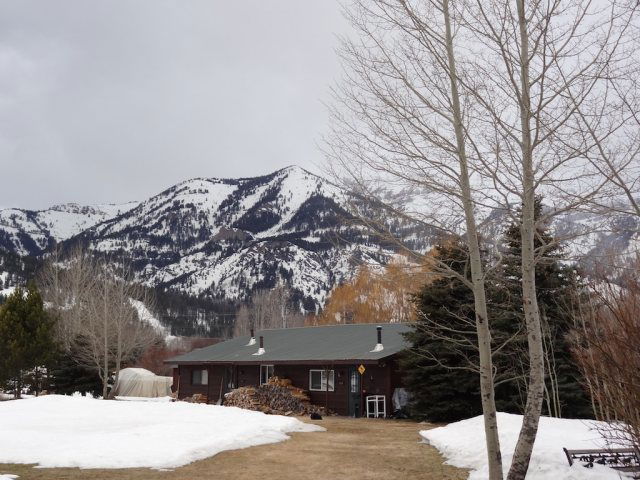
[0,166,405,313]
[1,166,638,318]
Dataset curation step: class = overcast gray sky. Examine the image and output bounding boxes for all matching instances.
[0,1,347,210]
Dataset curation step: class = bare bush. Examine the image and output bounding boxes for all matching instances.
[571,258,640,449]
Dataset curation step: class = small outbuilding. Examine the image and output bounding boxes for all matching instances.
[112,368,173,398]
[167,323,411,416]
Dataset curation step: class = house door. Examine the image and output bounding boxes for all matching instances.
[224,366,234,393]
[347,366,361,417]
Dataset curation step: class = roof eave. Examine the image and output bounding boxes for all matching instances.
[167,352,403,366]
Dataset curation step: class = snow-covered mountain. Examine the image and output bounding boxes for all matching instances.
[71,166,422,311]
[1,166,637,315]
[0,166,429,312]
[0,202,138,256]
[478,205,640,268]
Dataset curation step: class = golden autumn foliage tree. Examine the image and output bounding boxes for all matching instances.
[310,256,427,325]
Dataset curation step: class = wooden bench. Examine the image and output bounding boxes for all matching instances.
[563,447,640,477]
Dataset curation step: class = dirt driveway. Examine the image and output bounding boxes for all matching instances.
[0,417,467,480]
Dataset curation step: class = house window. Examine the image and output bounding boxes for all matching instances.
[192,368,208,386]
[260,365,274,385]
[350,371,359,393]
[309,369,335,392]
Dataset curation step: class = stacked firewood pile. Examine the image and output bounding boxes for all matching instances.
[224,376,324,415]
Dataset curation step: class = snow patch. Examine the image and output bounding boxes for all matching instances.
[0,286,16,298]
[421,412,629,480]
[0,395,323,469]
[129,299,176,342]
[114,396,173,402]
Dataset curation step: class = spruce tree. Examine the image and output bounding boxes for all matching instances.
[495,197,592,418]
[401,200,592,421]
[400,239,483,421]
[48,344,103,397]
[0,284,56,398]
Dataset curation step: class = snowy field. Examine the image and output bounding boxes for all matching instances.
[421,412,630,480]
[0,395,323,469]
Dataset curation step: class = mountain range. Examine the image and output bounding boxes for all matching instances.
[1,165,638,334]
[0,167,423,315]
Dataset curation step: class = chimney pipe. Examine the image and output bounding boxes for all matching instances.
[370,326,384,353]
[246,328,256,346]
[253,335,265,355]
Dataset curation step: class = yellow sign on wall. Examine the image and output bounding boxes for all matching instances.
[358,364,366,375]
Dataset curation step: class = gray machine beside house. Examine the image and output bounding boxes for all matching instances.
[166,323,410,417]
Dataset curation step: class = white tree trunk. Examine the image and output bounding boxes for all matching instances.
[443,1,503,476]
[507,1,545,477]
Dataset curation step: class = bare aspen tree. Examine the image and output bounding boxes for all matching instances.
[476,2,637,476]
[250,290,268,331]
[108,260,158,391]
[328,1,638,478]
[567,42,640,221]
[115,295,158,383]
[39,248,113,397]
[233,304,252,337]
[86,267,115,399]
[327,2,504,476]
[39,248,159,398]
[38,247,79,351]
[39,246,99,352]
[233,285,304,337]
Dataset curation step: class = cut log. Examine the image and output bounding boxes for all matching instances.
[223,376,325,416]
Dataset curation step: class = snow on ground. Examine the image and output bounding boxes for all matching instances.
[0,395,323,469]
[129,298,177,342]
[114,396,173,402]
[0,393,32,401]
[421,412,629,480]
[36,202,139,241]
[0,286,15,298]
[0,474,19,480]
[0,269,17,298]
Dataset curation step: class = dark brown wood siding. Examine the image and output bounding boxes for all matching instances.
[178,365,226,402]
[274,364,350,415]
[237,364,260,388]
[171,367,179,392]
[176,356,404,416]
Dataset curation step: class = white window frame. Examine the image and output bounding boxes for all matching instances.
[350,370,359,393]
[260,365,274,385]
[192,368,208,386]
[309,369,335,392]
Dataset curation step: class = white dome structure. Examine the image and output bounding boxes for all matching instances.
[112,368,172,398]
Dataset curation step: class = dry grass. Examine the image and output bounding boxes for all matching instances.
[0,416,467,480]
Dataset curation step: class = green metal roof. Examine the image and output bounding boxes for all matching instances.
[167,323,411,364]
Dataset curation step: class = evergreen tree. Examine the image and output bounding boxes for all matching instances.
[400,239,483,421]
[494,197,592,418]
[0,284,57,398]
[48,344,103,397]
[401,200,592,421]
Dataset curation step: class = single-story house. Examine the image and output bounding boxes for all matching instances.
[167,323,411,416]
